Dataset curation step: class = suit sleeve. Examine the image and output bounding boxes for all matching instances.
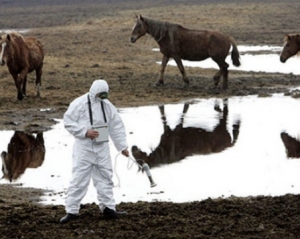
[63,98,88,139]
[108,106,128,152]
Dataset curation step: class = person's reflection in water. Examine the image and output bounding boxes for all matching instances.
[281,132,300,158]
[132,99,241,168]
[1,131,45,182]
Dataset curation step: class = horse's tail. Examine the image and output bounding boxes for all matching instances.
[229,37,241,67]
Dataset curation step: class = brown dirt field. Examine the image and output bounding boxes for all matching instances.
[1,0,300,238]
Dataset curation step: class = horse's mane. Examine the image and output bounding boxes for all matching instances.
[8,31,23,38]
[143,17,181,46]
[2,31,24,43]
[283,33,300,43]
[283,34,300,57]
[144,17,181,31]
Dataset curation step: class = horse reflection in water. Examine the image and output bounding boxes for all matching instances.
[132,100,241,168]
[1,131,45,182]
[281,132,300,158]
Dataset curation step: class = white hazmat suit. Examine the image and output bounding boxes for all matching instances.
[63,79,128,215]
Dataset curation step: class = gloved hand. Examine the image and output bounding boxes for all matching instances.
[85,129,99,139]
[121,149,129,157]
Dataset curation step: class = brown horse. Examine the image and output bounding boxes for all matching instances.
[131,100,241,168]
[280,34,300,63]
[130,15,241,89]
[0,32,44,100]
[1,131,45,182]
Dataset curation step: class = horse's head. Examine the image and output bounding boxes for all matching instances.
[280,34,300,63]
[0,34,12,66]
[1,151,13,182]
[130,15,148,43]
[131,145,149,168]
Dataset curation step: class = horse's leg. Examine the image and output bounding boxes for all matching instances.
[22,75,27,96]
[12,73,23,101]
[213,70,222,88]
[221,64,229,90]
[158,105,168,131]
[156,55,169,86]
[213,60,229,90]
[173,56,189,87]
[232,119,241,145]
[18,68,29,100]
[180,103,189,125]
[35,65,43,98]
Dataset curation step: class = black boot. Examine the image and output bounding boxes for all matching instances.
[103,207,127,220]
[60,213,76,224]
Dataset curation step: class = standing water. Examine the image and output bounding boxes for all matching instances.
[1,94,300,205]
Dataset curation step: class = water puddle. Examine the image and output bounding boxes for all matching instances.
[1,94,300,204]
[0,29,30,34]
[155,45,300,75]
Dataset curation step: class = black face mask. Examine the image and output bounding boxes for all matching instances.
[97,92,108,99]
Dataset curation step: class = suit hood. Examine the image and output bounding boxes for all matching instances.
[89,79,109,100]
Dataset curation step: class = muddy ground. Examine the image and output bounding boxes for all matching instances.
[1,0,300,238]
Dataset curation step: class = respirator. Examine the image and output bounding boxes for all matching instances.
[97,92,108,99]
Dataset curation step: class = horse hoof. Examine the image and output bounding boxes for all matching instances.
[214,82,219,88]
[17,93,24,101]
[154,81,164,87]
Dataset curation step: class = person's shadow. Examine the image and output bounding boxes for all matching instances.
[1,131,45,182]
[132,99,241,168]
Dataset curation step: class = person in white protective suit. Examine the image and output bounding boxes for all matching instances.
[60,79,129,224]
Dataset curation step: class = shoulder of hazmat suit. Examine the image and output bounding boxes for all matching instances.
[63,79,128,152]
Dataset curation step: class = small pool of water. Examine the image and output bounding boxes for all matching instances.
[0,29,30,34]
[1,94,300,205]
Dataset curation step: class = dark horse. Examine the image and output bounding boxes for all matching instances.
[131,100,241,168]
[280,34,300,63]
[130,15,241,89]
[1,131,45,182]
[0,32,44,100]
